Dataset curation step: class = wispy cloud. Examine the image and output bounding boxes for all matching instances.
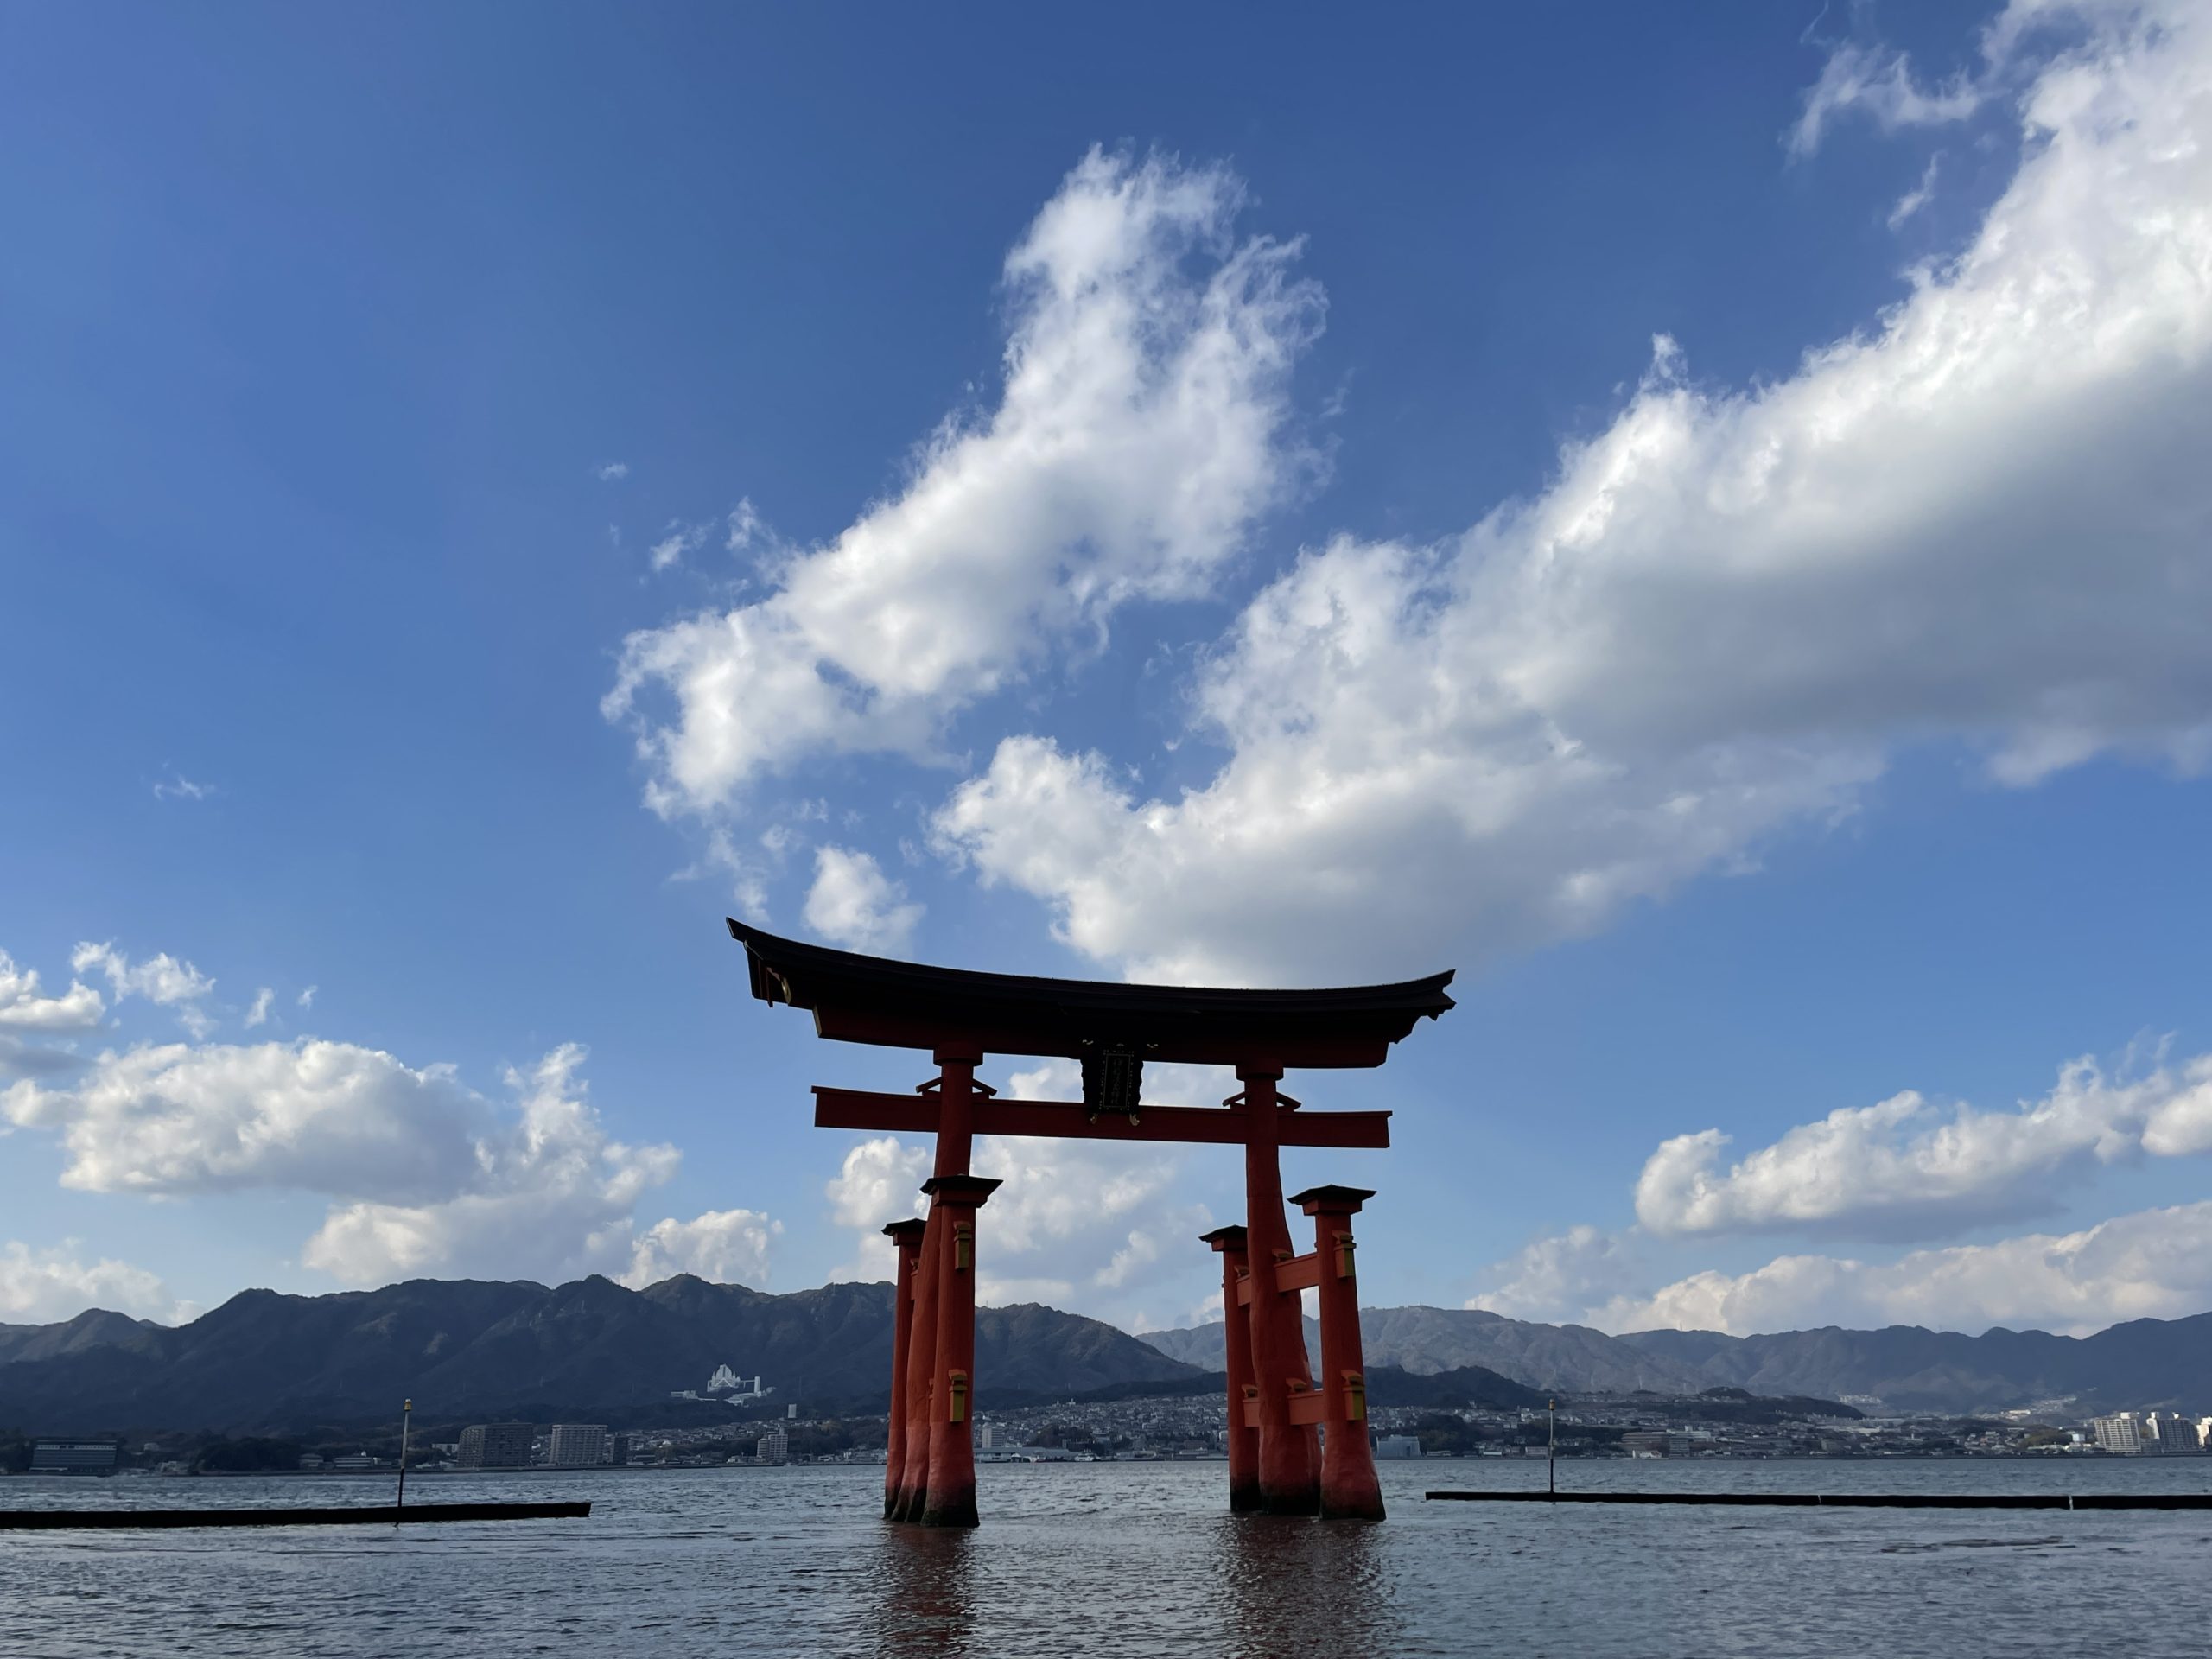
[647,519,713,574]
[152,774,214,802]
[1886,154,1941,229]
[595,461,630,482]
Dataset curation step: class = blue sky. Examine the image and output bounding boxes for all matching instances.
[4,2,2210,1338]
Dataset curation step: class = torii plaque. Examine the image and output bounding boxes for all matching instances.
[728,918,1454,1525]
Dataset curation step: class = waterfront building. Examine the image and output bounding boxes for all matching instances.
[546,1424,610,1466]
[29,1440,120,1474]
[2088,1413,2145,1455]
[757,1427,789,1464]
[2145,1413,2200,1452]
[978,1424,1000,1449]
[457,1421,535,1469]
[1374,1436,1421,1459]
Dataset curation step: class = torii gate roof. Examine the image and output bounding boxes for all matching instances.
[728,918,1454,1068]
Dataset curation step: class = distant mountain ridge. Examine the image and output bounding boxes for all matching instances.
[11,1282,2207,1434]
[1136,1306,2212,1414]
[0,1275,1198,1434]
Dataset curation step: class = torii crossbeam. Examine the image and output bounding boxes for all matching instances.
[728,918,1455,1526]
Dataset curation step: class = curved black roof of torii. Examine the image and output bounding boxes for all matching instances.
[727,918,1455,1068]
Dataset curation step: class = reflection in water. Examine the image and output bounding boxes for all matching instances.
[1213,1513,1403,1659]
[865,1522,979,1656]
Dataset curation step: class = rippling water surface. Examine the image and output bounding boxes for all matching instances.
[9,1459,2212,1656]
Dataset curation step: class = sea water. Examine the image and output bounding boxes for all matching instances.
[7,1458,2210,1656]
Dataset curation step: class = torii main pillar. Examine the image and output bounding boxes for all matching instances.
[1237,1065,1321,1514]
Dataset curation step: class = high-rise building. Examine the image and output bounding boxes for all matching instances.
[457,1422,534,1469]
[2145,1412,2200,1452]
[2088,1412,2145,1454]
[756,1427,789,1464]
[545,1424,608,1467]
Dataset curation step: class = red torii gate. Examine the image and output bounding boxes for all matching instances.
[728,919,1454,1525]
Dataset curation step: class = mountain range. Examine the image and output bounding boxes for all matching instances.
[0,1275,1197,1434]
[5,1279,2207,1435]
[1137,1305,2212,1414]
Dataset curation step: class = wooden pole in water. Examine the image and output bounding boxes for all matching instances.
[396,1398,413,1519]
[1548,1399,1555,1497]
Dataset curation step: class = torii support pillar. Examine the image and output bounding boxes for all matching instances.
[1201,1224,1262,1512]
[1240,1065,1321,1515]
[1292,1185,1385,1521]
[918,1173,1000,1528]
[891,1046,985,1523]
[880,1217,927,1519]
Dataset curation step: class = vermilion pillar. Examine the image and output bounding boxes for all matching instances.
[1200,1224,1261,1512]
[1291,1185,1384,1521]
[893,1205,939,1521]
[880,1217,927,1519]
[919,1173,1000,1527]
[1239,1065,1320,1515]
[892,1046,984,1522]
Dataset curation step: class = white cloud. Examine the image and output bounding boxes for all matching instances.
[152,773,214,802]
[647,519,713,574]
[603,147,1324,814]
[1465,1224,1646,1323]
[71,942,217,1033]
[297,985,317,1009]
[1886,154,1942,229]
[937,4,2212,983]
[244,988,275,1028]
[596,461,630,481]
[1789,40,1986,159]
[297,1046,683,1286]
[1602,1200,2212,1338]
[0,949,105,1033]
[0,1240,183,1325]
[4,1037,490,1198]
[725,497,773,555]
[823,1135,932,1282]
[621,1208,782,1289]
[802,846,923,955]
[1637,1047,2212,1242]
[3,1036,734,1290]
